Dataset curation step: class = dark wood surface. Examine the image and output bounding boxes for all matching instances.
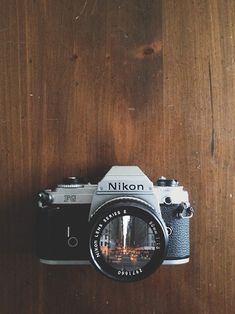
[0,1,234,313]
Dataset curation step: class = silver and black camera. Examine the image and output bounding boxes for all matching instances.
[37,166,194,282]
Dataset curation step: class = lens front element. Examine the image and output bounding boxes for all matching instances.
[100,216,156,270]
[89,199,168,281]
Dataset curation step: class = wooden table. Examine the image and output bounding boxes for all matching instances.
[0,1,234,313]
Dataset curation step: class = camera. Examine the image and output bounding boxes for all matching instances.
[37,166,194,282]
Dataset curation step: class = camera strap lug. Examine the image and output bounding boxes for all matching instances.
[176,203,194,219]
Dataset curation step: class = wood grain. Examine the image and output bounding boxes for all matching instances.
[0,0,234,313]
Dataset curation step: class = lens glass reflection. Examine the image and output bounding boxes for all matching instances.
[99,215,156,270]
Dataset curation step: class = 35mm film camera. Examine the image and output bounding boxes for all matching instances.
[37,166,194,282]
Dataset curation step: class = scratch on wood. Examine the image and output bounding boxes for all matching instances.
[208,61,215,157]
[75,0,88,21]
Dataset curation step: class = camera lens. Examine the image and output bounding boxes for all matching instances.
[89,198,168,282]
[99,216,156,270]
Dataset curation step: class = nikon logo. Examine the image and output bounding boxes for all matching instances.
[108,182,144,191]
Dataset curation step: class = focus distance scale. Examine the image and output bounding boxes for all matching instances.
[36,166,194,282]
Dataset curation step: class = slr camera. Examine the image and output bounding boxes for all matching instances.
[37,166,194,282]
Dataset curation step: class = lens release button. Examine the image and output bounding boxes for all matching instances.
[166,226,173,235]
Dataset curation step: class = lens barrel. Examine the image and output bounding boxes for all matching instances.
[89,198,168,282]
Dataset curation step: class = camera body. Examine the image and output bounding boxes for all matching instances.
[37,166,193,281]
